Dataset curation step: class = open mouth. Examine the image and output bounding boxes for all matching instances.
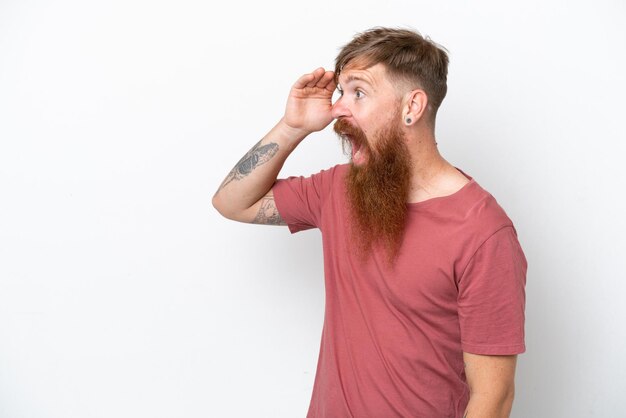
[351,139,365,164]
[337,132,366,165]
[334,121,367,165]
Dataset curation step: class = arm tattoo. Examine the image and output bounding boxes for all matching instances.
[216,140,279,193]
[252,195,286,226]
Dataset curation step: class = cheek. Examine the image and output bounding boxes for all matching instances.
[359,119,378,139]
[363,111,391,135]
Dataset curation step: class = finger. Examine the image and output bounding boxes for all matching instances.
[292,72,317,89]
[325,77,337,94]
[305,67,326,87]
[317,71,335,90]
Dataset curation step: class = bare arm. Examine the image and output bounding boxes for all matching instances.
[463,353,517,418]
[212,67,336,224]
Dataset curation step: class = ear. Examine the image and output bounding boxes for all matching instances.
[403,89,428,126]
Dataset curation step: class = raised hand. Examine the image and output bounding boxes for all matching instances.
[283,67,336,135]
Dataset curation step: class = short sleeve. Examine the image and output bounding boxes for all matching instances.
[457,226,527,355]
[273,166,337,234]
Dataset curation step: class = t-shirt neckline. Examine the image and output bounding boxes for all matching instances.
[406,168,475,210]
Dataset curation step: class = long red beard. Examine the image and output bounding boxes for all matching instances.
[334,117,412,265]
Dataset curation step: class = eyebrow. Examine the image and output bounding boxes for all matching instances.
[337,74,375,93]
[343,74,373,86]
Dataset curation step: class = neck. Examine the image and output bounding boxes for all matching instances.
[405,128,467,203]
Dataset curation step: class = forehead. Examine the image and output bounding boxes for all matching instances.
[337,63,391,89]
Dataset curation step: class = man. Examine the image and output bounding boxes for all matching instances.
[213,27,526,418]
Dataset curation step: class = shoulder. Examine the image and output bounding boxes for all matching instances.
[315,163,349,183]
[462,180,514,233]
[271,164,348,227]
[448,175,521,268]
[275,163,348,195]
[456,178,527,274]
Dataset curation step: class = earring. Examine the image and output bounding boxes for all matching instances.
[405,117,412,125]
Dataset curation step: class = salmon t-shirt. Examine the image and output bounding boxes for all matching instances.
[273,164,527,418]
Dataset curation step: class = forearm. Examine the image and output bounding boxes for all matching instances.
[212,118,308,219]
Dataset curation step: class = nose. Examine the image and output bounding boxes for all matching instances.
[331,96,351,120]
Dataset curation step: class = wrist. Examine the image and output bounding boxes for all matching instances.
[275,118,310,149]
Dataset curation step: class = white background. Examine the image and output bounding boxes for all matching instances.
[1,0,625,417]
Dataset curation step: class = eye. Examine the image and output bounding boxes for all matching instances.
[355,90,364,99]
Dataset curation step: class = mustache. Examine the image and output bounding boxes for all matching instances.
[333,119,368,158]
[333,119,366,145]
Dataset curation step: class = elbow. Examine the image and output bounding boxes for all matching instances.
[212,193,229,219]
[492,383,516,418]
[467,383,516,418]
[502,383,515,415]
[212,192,244,222]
